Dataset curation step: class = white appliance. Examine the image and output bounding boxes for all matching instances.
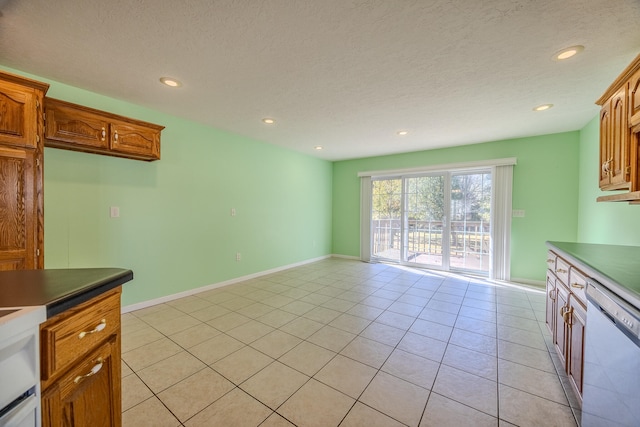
[0,306,45,427]
[582,279,640,427]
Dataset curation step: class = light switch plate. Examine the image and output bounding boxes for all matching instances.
[110,206,120,218]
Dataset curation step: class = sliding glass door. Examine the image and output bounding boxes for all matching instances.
[404,175,447,268]
[448,172,491,273]
[371,170,491,275]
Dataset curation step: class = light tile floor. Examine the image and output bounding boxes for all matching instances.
[121,258,580,426]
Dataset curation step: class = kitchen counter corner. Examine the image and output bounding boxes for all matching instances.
[0,268,133,317]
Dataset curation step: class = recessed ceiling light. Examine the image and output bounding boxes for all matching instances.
[554,45,584,61]
[314,146,323,150]
[397,130,408,136]
[533,104,554,111]
[262,118,275,124]
[159,77,182,87]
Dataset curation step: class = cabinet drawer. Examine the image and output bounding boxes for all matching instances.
[546,251,557,271]
[555,257,570,285]
[40,288,121,381]
[568,267,588,305]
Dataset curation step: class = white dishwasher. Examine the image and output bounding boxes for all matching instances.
[582,279,640,427]
[0,306,45,427]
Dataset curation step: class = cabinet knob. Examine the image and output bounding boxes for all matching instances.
[78,319,107,339]
[74,358,104,384]
[114,130,118,142]
[101,127,106,141]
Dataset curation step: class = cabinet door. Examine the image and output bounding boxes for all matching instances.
[111,121,160,160]
[545,272,556,337]
[567,297,586,399]
[0,145,37,270]
[44,99,110,150]
[554,282,570,368]
[41,336,121,427]
[610,87,630,188]
[0,80,40,149]
[600,102,613,188]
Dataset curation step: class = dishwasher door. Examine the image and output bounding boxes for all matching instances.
[582,280,640,427]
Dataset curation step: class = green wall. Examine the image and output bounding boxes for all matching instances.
[2,67,333,308]
[577,116,640,244]
[332,132,581,283]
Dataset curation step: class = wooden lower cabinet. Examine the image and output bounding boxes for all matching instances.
[567,296,586,397]
[554,280,570,368]
[545,250,587,404]
[545,273,556,337]
[40,287,122,427]
[41,336,121,427]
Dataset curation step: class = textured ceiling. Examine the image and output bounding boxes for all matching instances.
[1,0,639,161]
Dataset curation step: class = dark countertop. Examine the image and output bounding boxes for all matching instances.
[547,241,640,309]
[0,268,133,318]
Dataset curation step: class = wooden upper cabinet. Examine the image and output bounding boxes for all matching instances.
[0,73,47,149]
[629,67,640,126]
[111,120,161,159]
[0,71,48,270]
[596,54,640,199]
[45,98,164,161]
[599,87,629,190]
[44,99,110,150]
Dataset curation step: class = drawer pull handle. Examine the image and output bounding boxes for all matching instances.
[74,358,104,383]
[571,283,585,290]
[546,259,554,263]
[548,289,556,301]
[101,127,106,141]
[556,268,567,274]
[78,319,107,339]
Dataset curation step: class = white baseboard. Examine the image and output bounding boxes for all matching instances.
[122,255,332,313]
[330,254,361,261]
[509,277,545,288]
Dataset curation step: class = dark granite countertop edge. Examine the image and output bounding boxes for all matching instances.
[546,241,640,310]
[45,270,133,318]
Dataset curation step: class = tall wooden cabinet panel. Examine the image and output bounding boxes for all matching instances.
[0,146,37,270]
[0,71,48,270]
[44,98,163,161]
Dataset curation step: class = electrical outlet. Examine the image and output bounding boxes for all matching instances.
[110,206,120,218]
[512,209,525,218]
[231,208,236,216]
[236,252,241,261]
